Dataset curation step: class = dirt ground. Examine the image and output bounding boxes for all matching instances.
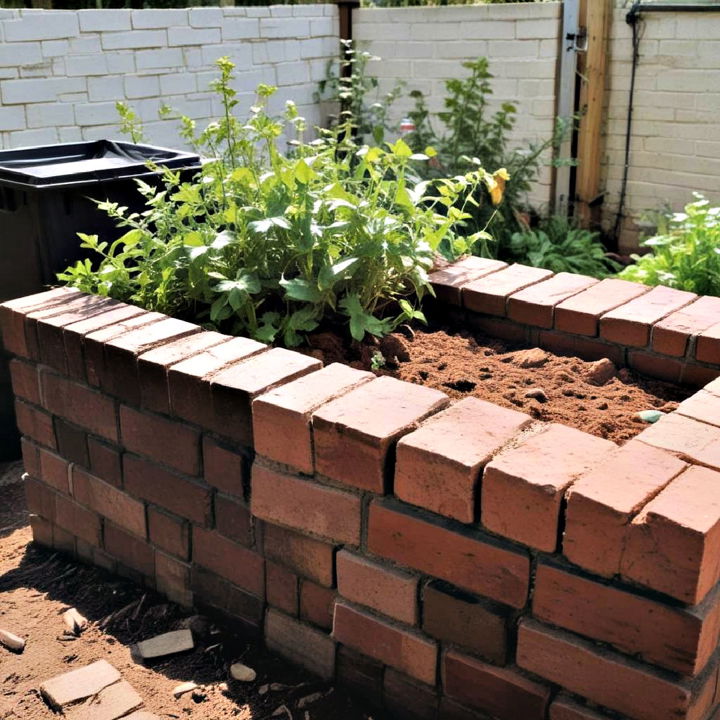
[0,474,381,720]
[306,327,692,445]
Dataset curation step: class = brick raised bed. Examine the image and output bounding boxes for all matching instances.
[2,258,720,720]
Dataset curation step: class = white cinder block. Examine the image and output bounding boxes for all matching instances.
[58,126,82,143]
[78,10,131,32]
[26,101,74,128]
[10,127,59,146]
[68,36,102,54]
[0,41,42,67]
[87,75,124,102]
[1,76,85,104]
[275,62,310,87]
[167,27,220,47]
[102,29,166,50]
[135,48,183,70]
[0,105,26,131]
[66,54,109,77]
[260,18,310,39]
[189,8,223,28]
[457,20,515,40]
[125,74,160,99]
[515,18,560,40]
[41,40,69,58]
[74,101,121,126]
[107,52,135,74]
[131,9,187,29]
[4,13,79,42]
[309,18,335,37]
[222,18,259,41]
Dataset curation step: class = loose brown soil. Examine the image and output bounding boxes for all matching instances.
[0,478,381,720]
[305,327,692,445]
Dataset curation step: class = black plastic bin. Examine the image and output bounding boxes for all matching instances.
[0,139,202,460]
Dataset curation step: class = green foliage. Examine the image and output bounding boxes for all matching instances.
[509,215,620,278]
[619,195,720,296]
[60,57,498,347]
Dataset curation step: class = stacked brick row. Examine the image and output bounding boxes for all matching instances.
[430,256,720,388]
[2,278,720,720]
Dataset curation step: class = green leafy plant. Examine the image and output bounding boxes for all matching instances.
[60,57,502,347]
[509,215,620,277]
[619,194,720,296]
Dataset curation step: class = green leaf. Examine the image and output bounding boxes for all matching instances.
[340,294,391,342]
[214,271,261,296]
[280,277,322,303]
[249,216,291,234]
[295,158,317,184]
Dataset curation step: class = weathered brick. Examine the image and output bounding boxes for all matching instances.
[21,438,40,479]
[429,256,507,306]
[9,359,40,404]
[336,646,384,709]
[554,278,649,336]
[168,337,265,428]
[333,601,437,684]
[192,566,264,632]
[209,348,321,444]
[193,526,264,597]
[653,296,720,357]
[537,330,625,365]
[262,522,335,587]
[266,608,336,680]
[508,272,598,328]
[123,454,212,526]
[313,377,448,492]
[628,350,684,383]
[681,363,720,389]
[482,424,614,552]
[54,419,89,468]
[253,363,373,473]
[463,264,553,317]
[395,397,530,523]
[87,438,122,488]
[40,370,118,442]
[29,514,54,547]
[37,446,70,493]
[443,650,550,720]
[563,441,687,577]
[72,467,146,538]
[203,437,247,497]
[54,493,101,546]
[103,522,154,579]
[676,390,720,428]
[549,696,614,720]
[697,322,720,364]
[215,493,252,546]
[148,507,189,560]
[25,475,57,520]
[368,500,529,608]
[384,668,438,720]
[154,551,192,607]
[120,405,200,475]
[423,581,509,665]
[600,285,697,348]
[300,580,335,631]
[517,620,714,720]
[52,525,76,554]
[266,560,298,615]
[15,400,57,449]
[337,550,418,625]
[621,464,720,605]
[466,314,529,343]
[534,562,720,676]
[252,464,361,545]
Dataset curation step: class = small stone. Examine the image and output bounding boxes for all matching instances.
[41,660,121,709]
[173,682,198,699]
[258,684,270,695]
[524,387,548,403]
[0,629,25,652]
[512,348,549,369]
[230,663,256,682]
[638,409,664,424]
[63,608,88,636]
[586,358,617,386]
[297,691,325,709]
[134,630,194,660]
[272,706,291,718]
[597,401,609,410]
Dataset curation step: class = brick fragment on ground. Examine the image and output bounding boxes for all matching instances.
[133,629,194,660]
[65,680,144,720]
[40,659,121,709]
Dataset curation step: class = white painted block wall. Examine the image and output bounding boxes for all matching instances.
[0,5,339,152]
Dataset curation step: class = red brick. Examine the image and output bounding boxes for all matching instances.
[203,437,247,497]
[29,514,54,547]
[72,466,146,538]
[508,272,598,329]
[313,376,448,493]
[697,321,720,365]
[300,580,335,631]
[463,264,553,317]
[15,400,56,449]
[621,464,720,605]
[54,418,89,467]
[266,560,298,615]
[21,438,40,479]
[534,563,720,676]
[443,650,550,720]
[253,363,373,474]
[193,526,264,597]
[337,646,384,709]
[368,501,529,608]
[9,359,40,404]
[87,438,122,488]
[104,522,155,579]
[423,581,509,665]
[466,314,529,343]
[481,424,614,552]
[600,285,697,348]
[37,446,70,493]
[429,256,507,306]
[251,464,361,545]
[676,390,720,428]
[215,493,252,546]
[25,476,57,520]
[563,441,687,577]
[395,398,530,523]
[40,370,118,442]
[155,551,192,607]
[262,522,335,587]
[337,550,418,625]
[438,698,481,720]
[555,278,650,336]
[549,697,615,720]
[517,619,713,720]
[137,331,228,414]
[52,525,76,554]
[333,601,437,684]
[54,493,101,546]
[537,330,625,365]
[192,566,264,632]
[168,337,265,428]
[384,668,438,720]
[123,454,212,526]
[682,363,720,388]
[653,296,720,357]
[148,507,189,560]
[209,348,321,444]
[707,376,720,397]
[119,405,200,475]
[628,350,684,383]
[637,412,720,471]
[63,304,148,381]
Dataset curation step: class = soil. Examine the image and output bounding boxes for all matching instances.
[0,478,382,720]
[304,327,692,445]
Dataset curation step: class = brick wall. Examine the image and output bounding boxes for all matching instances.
[3,263,720,720]
[353,2,562,210]
[0,5,338,150]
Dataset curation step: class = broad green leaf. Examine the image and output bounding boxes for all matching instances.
[280,277,322,303]
[295,158,316,184]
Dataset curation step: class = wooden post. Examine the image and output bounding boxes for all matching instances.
[575,0,611,227]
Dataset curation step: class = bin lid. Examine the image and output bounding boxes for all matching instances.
[0,139,201,189]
